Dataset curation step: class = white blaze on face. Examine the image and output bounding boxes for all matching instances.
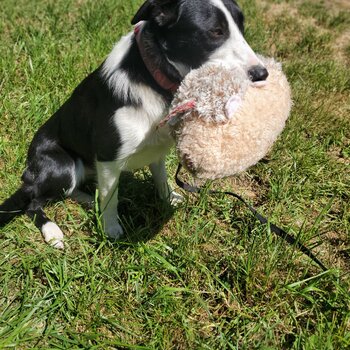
[208,0,262,70]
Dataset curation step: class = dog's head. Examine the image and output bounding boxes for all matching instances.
[132,0,268,82]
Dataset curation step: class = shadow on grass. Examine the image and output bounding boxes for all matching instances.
[0,171,175,248]
[107,172,175,244]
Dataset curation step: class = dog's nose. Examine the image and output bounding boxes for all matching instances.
[248,65,269,82]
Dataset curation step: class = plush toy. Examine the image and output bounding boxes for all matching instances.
[166,56,292,180]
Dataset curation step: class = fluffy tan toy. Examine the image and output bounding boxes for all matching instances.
[166,56,292,180]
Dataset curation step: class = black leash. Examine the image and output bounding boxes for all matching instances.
[175,164,327,271]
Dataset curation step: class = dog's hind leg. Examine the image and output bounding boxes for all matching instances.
[22,141,85,248]
[26,198,64,249]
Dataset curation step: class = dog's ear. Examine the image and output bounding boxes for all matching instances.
[131,0,179,27]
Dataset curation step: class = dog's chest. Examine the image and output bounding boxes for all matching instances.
[124,124,174,171]
[113,88,173,170]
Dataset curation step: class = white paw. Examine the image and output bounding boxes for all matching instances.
[169,191,184,206]
[41,222,65,250]
[105,220,124,240]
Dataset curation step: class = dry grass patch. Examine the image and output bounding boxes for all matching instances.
[332,30,350,64]
[328,144,350,166]
[324,0,350,10]
[218,173,263,200]
[259,0,350,65]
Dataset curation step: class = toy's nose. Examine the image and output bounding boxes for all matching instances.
[248,65,269,82]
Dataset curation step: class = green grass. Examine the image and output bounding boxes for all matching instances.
[0,0,349,348]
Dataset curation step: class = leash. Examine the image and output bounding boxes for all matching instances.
[175,164,327,271]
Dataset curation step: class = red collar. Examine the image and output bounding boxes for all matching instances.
[134,22,180,93]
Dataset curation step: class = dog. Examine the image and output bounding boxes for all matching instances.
[0,0,268,249]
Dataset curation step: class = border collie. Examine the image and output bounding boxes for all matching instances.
[0,0,268,249]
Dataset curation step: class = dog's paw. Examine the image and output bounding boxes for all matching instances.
[41,222,65,250]
[169,191,184,206]
[105,221,124,241]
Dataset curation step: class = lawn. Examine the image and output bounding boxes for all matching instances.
[0,0,349,348]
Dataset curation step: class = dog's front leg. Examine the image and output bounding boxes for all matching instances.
[97,161,124,240]
[149,158,183,205]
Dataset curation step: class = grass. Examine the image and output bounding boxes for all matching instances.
[0,0,349,348]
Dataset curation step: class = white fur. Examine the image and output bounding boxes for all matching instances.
[41,222,64,249]
[102,33,135,102]
[96,160,123,239]
[115,108,173,170]
[65,158,86,196]
[208,0,262,70]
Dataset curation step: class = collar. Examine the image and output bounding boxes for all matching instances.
[134,22,180,94]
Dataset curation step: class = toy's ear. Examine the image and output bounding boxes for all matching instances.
[131,0,180,27]
[225,95,242,119]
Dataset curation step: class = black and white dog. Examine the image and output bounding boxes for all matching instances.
[0,0,268,249]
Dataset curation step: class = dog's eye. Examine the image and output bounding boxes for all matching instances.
[209,28,224,37]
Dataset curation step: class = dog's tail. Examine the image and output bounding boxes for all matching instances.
[0,185,32,226]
